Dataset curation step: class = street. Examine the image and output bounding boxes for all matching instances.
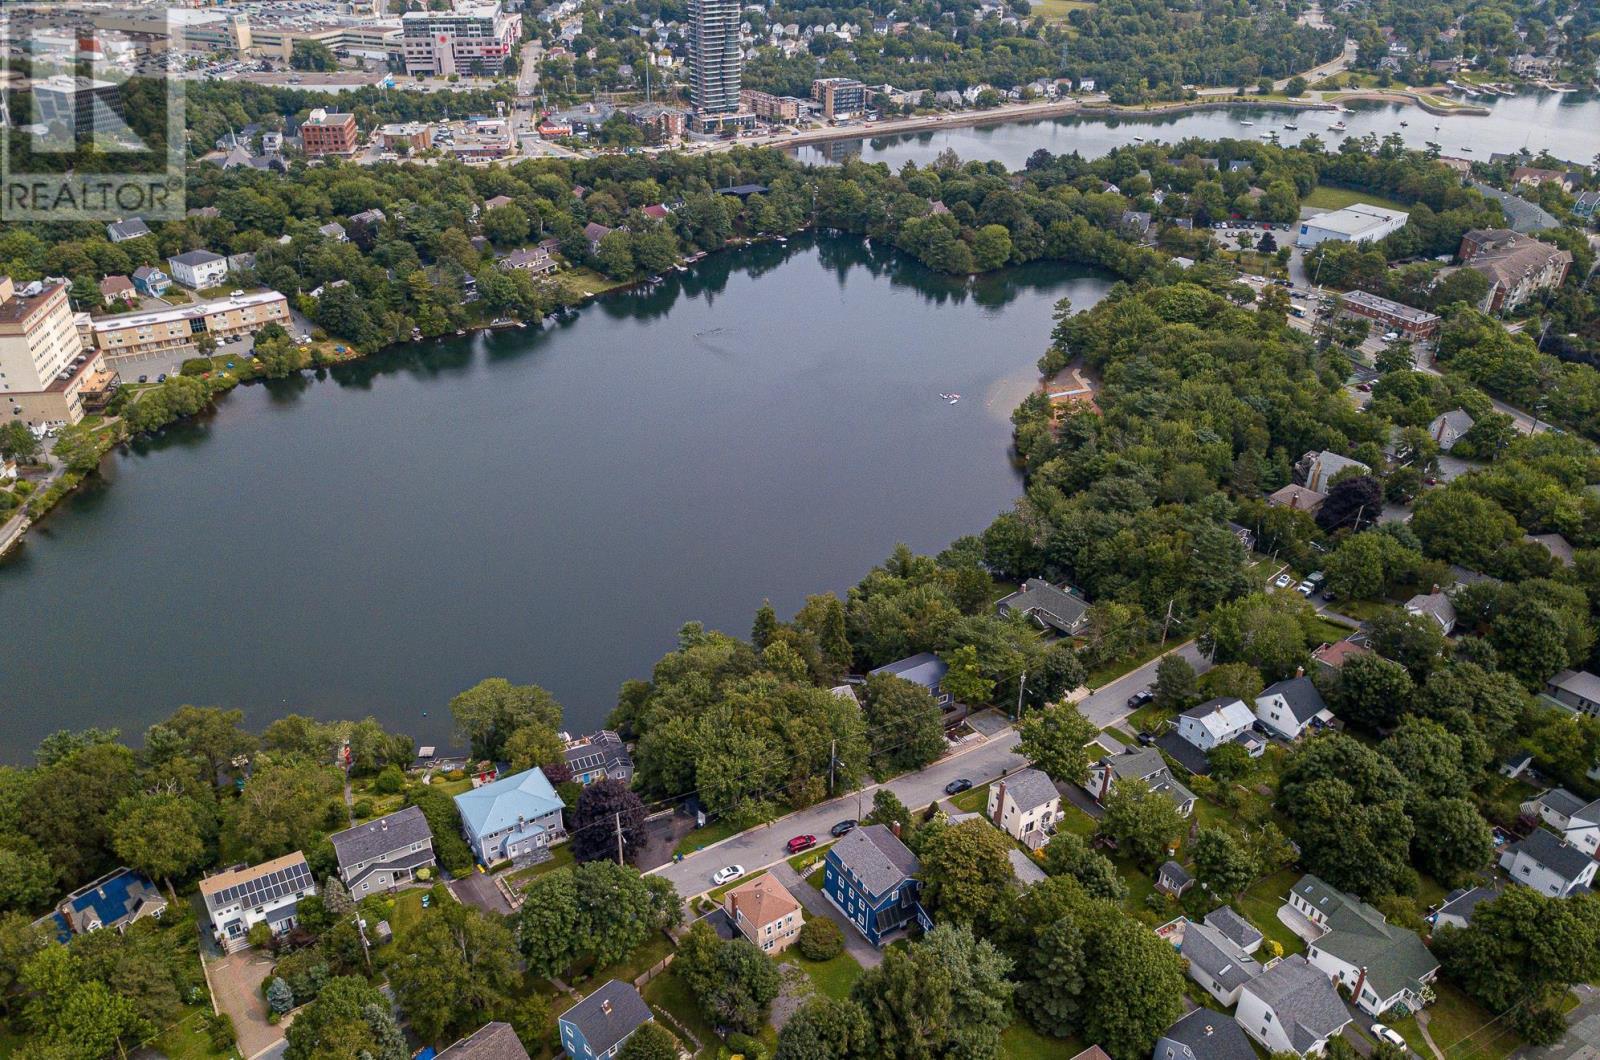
[648,640,1211,896]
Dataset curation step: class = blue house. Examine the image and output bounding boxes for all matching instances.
[823,823,927,946]
[869,652,952,709]
[45,867,167,942]
[131,265,170,296]
[453,766,567,867]
[559,979,653,1059]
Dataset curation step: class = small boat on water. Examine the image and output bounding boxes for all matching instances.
[674,264,688,272]
[1331,120,1347,131]
[1460,146,1473,152]
[774,235,788,243]
[1239,120,1255,126]
[1284,122,1299,130]
[939,392,961,404]
[455,329,466,336]
[1134,135,1145,142]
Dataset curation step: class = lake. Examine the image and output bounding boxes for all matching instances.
[794,91,1600,170]
[0,236,1113,760]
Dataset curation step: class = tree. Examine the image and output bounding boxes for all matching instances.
[0,420,40,462]
[481,204,530,246]
[112,793,209,890]
[618,1022,680,1060]
[940,644,994,706]
[283,976,388,1060]
[673,922,781,1033]
[1382,718,1471,798]
[0,847,56,914]
[752,599,779,648]
[776,995,873,1060]
[390,894,521,1044]
[852,924,1012,1060]
[919,819,1015,924]
[861,674,945,774]
[1017,701,1097,785]
[596,231,635,278]
[1285,75,1308,96]
[449,678,562,761]
[1040,832,1125,900]
[1190,828,1258,897]
[1434,886,1600,1022]
[865,788,917,843]
[1098,783,1184,870]
[267,977,295,1015]
[220,759,341,864]
[798,917,844,960]
[1316,475,1382,533]
[1330,653,1415,731]
[1151,655,1197,711]
[516,862,679,978]
[1367,608,1446,680]
[1410,797,1493,886]
[1277,734,1414,898]
[568,779,647,864]
[1199,593,1311,680]
[147,704,251,790]
[504,723,564,774]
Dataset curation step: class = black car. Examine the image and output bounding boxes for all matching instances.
[944,778,973,796]
[1126,689,1154,709]
[1136,730,1156,746]
[830,819,857,838]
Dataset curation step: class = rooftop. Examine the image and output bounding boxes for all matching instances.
[998,767,1059,811]
[869,652,949,692]
[1290,875,1438,1001]
[1340,289,1439,325]
[1307,203,1408,237]
[1508,828,1595,882]
[329,805,432,870]
[1242,954,1350,1054]
[560,980,652,1057]
[1157,1008,1258,1060]
[454,767,564,838]
[1258,676,1329,725]
[198,851,312,910]
[726,873,801,928]
[92,291,287,333]
[437,1020,532,1060]
[830,823,920,898]
[1548,669,1600,703]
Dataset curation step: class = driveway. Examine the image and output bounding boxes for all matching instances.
[206,950,282,1060]
[448,872,514,917]
[770,862,883,969]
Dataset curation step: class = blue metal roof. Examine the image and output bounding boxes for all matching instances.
[453,767,564,837]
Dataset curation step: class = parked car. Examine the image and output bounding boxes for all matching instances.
[945,778,973,796]
[1136,730,1157,746]
[1126,689,1155,709]
[1307,571,1325,584]
[1273,573,1293,589]
[830,819,857,838]
[1383,331,1400,342]
[711,865,745,886]
[1321,588,1337,602]
[786,834,817,854]
[1295,581,1315,596]
[1371,1025,1406,1049]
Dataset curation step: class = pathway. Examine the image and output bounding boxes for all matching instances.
[1512,985,1600,1060]
[770,862,883,969]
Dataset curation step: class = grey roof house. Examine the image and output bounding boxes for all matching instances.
[1253,675,1334,741]
[1497,827,1598,897]
[1432,885,1499,931]
[1084,747,1196,816]
[1405,590,1457,635]
[558,980,654,1060]
[1204,905,1263,953]
[562,729,635,787]
[329,805,436,895]
[1181,918,1262,1005]
[1545,668,1600,718]
[1285,874,1439,1016]
[870,652,953,709]
[996,579,1090,635]
[1236,954,1351,1057]
[438,1021,531,1060]
[107,217,152,242]
[1154,1008,1258,1060]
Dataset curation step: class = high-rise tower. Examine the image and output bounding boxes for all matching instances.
[686,0,741,114]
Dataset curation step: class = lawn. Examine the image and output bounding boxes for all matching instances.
[148,1005,231,1060]
[1001,1019,1081,1059]
[1057,805,1098,838]
[779,948,864,1000]
[1305,614,1356,645]
[673,816,743,857]
[429,776,475,797]
[949,782,991,813]
[1029,0,1095,20]
[1304,185,1412,214]
[787,843,832,876]
[389,888,427,937]
[1086,639,1179,687]
[560,268,630,299]
[506,843,574,887]
[1237,868,1306,957]
[805,866,825,890]
[643,969,720,1058]
[1387,981,1520,1060]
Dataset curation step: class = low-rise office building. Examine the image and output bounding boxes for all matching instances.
[301,109,360,157]
[89,291,291,366]
[740,88,804,121]
[1338,290,1440,341]
[1295,203,1409,249]
[379,122,434,152]
[812,76,867,119]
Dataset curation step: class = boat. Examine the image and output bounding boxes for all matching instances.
[455,329,466,336]
[1399,120,1409,127]
[939,392,960,404]
[1284,122,1299,130]
[1460,146,1473,152]
[410,327,422,340]
[674,264,687,273]
[1331,120,1347,131]
[1134,135,1145,142]
[1239,120,1255,126]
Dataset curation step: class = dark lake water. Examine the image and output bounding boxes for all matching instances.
[0,236,1113,760]
[795,92,1600,170]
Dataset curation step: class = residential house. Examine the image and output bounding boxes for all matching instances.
[1007,848,1048,889]
[723,873,803,953]
[641,204,671,221]
[1405,590,1457,635]
[1521,788,1600,856]
[1524,532,1575,568]
[198,851,315,948]
[1498,752,1534,780]
[1226,521,1257,551]
[869,652,953,709]
[558,980,653,1060]
[1498,828,1599,897]
[1337,290,1440,342]
[226,253,256,276]
[823,823,925,946]
[1235,954,1351,1057]
[1573,190,1600,219]
[1253,676,1333,741]
[98,275,137,308]
[986,768,1062,848]
[46,868,167,941]
[830,684,861,708]
[1182,918,1262,1005]
[131,265,170,297]
[1154,1008,1259,1060]
[1545,669,1600,718]
[1204,906,1264,954]
[329,805,437,895]
[454,766,567,866]
[1297,450,1370,493]
[1310,638,1370,679]
[1157,861,1195,898]
[1428,409,1475,450]
[1468,182,1560,235]
[166,250,228,291]
[583,222,614,254]
[1432,885,1499,931]
[106,217,151,243]
[483,194,516,211]
[317,222,348,243]
[1083,747,1197,816]
[996,578,1090,636]
[1175,697,1262,755]
[1457,229,1572,313]
[1512,167,1572,192]
[1120,210,1154,241]
[350,208,387,229]
[1284,875,1440,1016]
[1267,484,1326,514]
[562,730,635,787]
[497,247,558,276]
[438,1021,531,1060]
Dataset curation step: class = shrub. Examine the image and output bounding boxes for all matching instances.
[352,798,374,819]
[204,1012,236,1050]
[726,1032,767,1060]
[373,764,405,794]
[180,358,212,376]
[797,917,843,961]
[247,922,273,949]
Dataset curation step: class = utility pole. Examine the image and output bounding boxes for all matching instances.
[1014,671,1027,721]
[1160,598,1177,644]
[615,811,624,865]
[828,739,836,795]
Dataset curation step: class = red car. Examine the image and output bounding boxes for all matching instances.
[786,834,817,854]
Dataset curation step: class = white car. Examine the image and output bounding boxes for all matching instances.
[1296,581,1315,596]
[1371,1024,1407,1049]
[711,865,745,886]
[1383,331,1400,342]
[1273,573,1293,589]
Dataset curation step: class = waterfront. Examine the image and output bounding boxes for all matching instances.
[0,236,1114,760]
[793,92,1600,170]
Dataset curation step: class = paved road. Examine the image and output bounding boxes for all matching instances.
[651,639,1212,896]
[1513,985,1600,1060]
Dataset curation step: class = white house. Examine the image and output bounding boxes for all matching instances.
[985,768,1062,848]
[1253,676,1333,741]
[166,250,228,290]
[1181,919,1262,1006]
[1520,789,1600,856]
[1431,885,1499,931]
[1405,591,1457,635]
[198,851,315,950]
[1083,747,1196,816]
[1284,875,1439,1017]
[1235,955,1350,1057]
[1298,450,1371,493]
[1175,697,1260,753]
[1498,829,1598,897]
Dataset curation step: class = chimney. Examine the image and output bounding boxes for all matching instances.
[601,999,612,1016]
[890,821,901,838]
[992,780,1007,828]
[1099,763,1112,803]
[1203,1025,1214,1037]
[380,818,388,831]
[1352,966,1368,1004]
[1295,665,1304,679]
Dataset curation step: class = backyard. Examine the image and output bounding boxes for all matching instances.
[1304,185,1413,214]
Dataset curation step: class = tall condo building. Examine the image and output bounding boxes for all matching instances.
[687,0,742,113]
